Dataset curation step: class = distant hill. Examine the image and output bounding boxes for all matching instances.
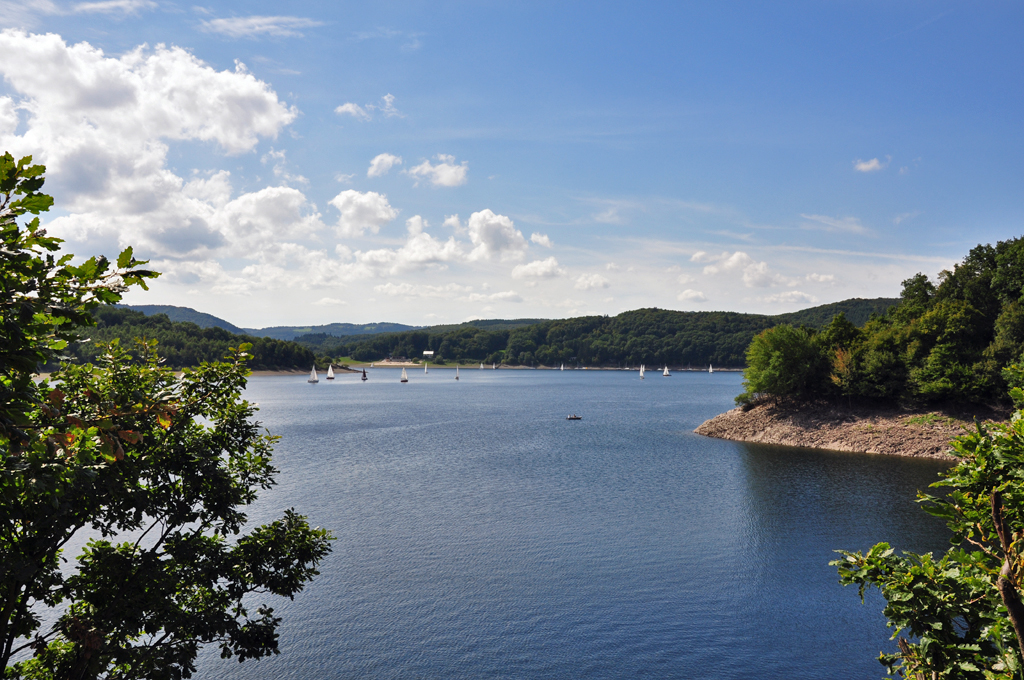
[119,305,244,334]
[244,322,420,341]
[310,297,902,367]
[425,318,550,333]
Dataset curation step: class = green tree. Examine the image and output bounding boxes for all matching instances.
[833,414,1024,678]
[736,324,829,404]
[1,156,333,679]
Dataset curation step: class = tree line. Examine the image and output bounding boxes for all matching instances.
[739,237,1024,406]
[301,299,897,367]
[65,307,316,371]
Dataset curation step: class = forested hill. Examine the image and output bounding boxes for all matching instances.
[243,322,419,341]
[309,297,898,368]
[68,307,315,370]
[119,304,245,334]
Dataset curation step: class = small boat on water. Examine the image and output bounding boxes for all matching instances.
[327,364,335,380]
[709,364,714,374]
[401,368,408,383]
[480,363,484,369]
[308,366,319,384]
[455,366,460,381]
[566,414,582,420]
[424,363,428,374]
[492,363,496,369]
[639,364,645,380]
[663,366,670,377]
[361,368,367,382]
[560,363,564,371]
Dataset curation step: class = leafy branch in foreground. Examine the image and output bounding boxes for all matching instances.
[1,154,333,679]
[833,406,1024,679]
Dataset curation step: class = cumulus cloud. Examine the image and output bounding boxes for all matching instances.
[406,154,468,187]
[853,156,890,172]
[466,209,528,261]
[313,297,347,306]
[334,93,401,121]
[800,214,869,234]
[367,152,402,177]
[0,30,303,274]
[678,289,707,302]
[374,282,472,298]
[574,273,609,291]
[701,251,788,288]
[443,214,463,233]
[200,15,325,39]
[512,257,564,279]
[329,190,397,237]
[530,232,552,248]
[806,273,835,283]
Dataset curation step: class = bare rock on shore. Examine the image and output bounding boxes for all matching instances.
[695,400,1008,459]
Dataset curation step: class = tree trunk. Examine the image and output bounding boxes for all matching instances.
[991,490,1024,662]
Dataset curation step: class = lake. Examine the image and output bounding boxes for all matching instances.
[194,368,952,679]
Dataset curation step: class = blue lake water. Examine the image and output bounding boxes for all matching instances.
[194,368,953,679]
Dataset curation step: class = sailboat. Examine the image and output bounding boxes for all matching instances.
[639,364,645,380]
[400,368,408,383]
[455,366,460,381]
[424,362,428,374]
[709,364,714,374]
[663,365,670,377]
[492,363,496,369]
[560,363,564,371]
[361,368,367,382]
[308,366,319,384]
[326,364,335,380]
[480,363,484,369]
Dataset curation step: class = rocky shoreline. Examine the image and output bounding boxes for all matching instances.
[695,400,1009,459]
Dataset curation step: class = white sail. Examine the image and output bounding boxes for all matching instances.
[308,365,318,383]
[663,366,670,376]
[492,363,496,369]
[480,363,484,369]
[709,364,713,373]
[455,366,460,380]
[401,368,408,382]
[425,362,428,374]
[560,363,564,371]
[327,364,335,380]
[639,364,645,379]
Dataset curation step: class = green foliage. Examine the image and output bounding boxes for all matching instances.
[1,157,333,679]
[737,237,1024,406]
[832,414,1024,678]
[68,307,315,371]
[307,299,899,368]
[736,325,831,404]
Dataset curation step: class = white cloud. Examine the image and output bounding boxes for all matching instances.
[574,273,609,291]
[443,214,463,233]
[313,297,347,306]
[594,207,623,224]
[678,289,707,302]
[466,209,528,261]
[334,172,354,183]
[375,282,472,298]
[367,152,402,177]
[530,232,553,248]
[73,0,155,14]
[328,190,397,237]
[806,273,835,283]
[0,30,301,275]
[800,214,870,234]
[405,215,426,234]
[406,153,468,187]
[853,156,890,172]
[605,262,620,271]
[677,274,694,284]
[893,210,921,225]
[334,93,401,121]
[512,257,564,279]
[761,291,818,304]
[334,102,370,121]
[200,15,325,39]
[701,251,788,288]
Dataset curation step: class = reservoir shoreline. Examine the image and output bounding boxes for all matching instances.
[694,400,1008,459]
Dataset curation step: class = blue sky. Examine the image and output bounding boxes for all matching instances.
[0,1,1020,326]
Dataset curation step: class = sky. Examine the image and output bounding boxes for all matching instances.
[0,1,1021,327]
